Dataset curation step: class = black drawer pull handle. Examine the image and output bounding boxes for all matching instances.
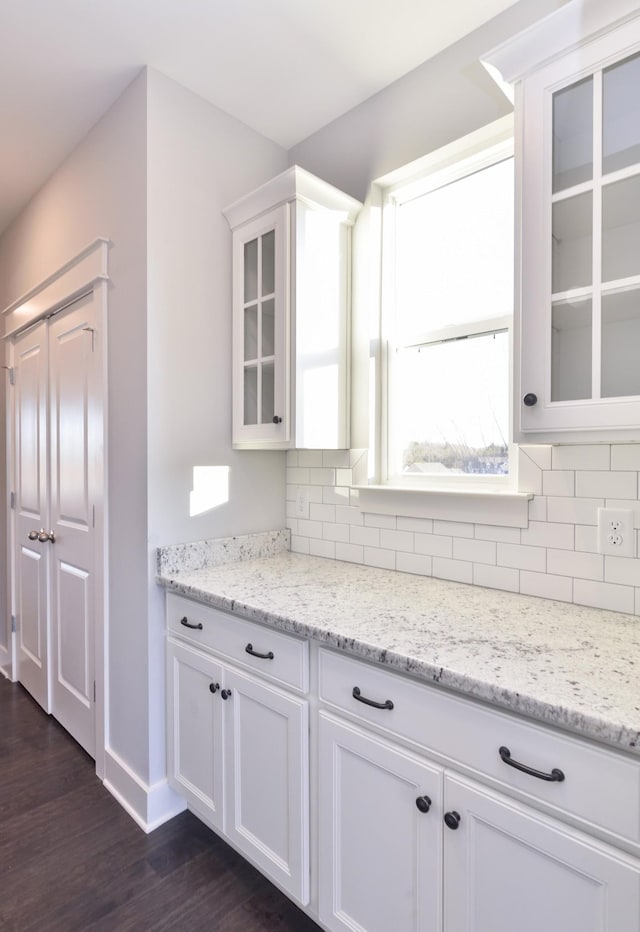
[221,688,232,700]
[352,686,394,710]
[499,746,565,782]
[180,616,203,630]
[209,682,219,694]
[245,643,274,660]
[416,795,431,814]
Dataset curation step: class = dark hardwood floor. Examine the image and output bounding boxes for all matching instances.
[0,677,320,931]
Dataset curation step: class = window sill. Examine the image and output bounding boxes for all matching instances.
[354,484,532,529]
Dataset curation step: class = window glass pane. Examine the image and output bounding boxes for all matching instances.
[552,192,592,293]
[602,175,640,283]
[262,298,275,357]
[551,299,592,401]
[244,239,258,303]
[602,289,640,398]
[603,53,640,175]
[395,158,513,341]
[392,331,509,476]
[244,366,257,425]
[552,78,593,193]
[244,305,258,360]
[261,230,275,296]
[261,361,275,424]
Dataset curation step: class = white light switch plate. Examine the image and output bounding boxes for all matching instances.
[597,507,635,557]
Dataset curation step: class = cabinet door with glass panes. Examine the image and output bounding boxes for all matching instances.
[231,205,289,447]
[519,16,640,440]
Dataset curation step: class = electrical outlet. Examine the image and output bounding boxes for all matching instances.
[597,507,635,557]
[295,487,309,519]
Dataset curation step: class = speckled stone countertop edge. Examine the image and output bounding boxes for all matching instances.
[158,572,640,758]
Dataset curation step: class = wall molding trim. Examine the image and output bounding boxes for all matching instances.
[103,747,186,833]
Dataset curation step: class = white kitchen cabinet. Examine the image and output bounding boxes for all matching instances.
[165,596,310,906]
[223,166,361,450]
[318,712,443,932]
[485,1,640,441]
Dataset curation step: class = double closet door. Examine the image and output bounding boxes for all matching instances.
[13,293,102,758]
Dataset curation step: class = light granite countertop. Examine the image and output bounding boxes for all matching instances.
[157,547,640,757]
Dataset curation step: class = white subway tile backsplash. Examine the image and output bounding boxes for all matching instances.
[286,467,310,485]
[453,538,497,565]
[285,517,298,535]
[518,448,543,494]
[528,495,547,521]
[350,525,380,547]
[611,444,640,471]
[364,547,396,570]
[309,538,336,559]
[547,549,603,581]
[396,552,432,577]
[380,529,414,552]
[322,486,350,505]
[497,542,546,572]
[335,542,364,564]
[433,520,474,538]
[474,563,519,592]
[574,578,635,614]
[552,445,610,470]
[349,449,368,468]
[286,500,297,519]
[546,497,603,526]
[349,489,360,506]
[364,513,397,529]
[576,470,637,499]
[474,524,521,544]
[636,587,640,616]
[397,516,434,534]
[520,571,573,602]
[297,519,323,539]
[604,555,640,586]
[285,484,297,502]
[310,503,336,523]
[521,521,574,550]
[291,536,310,554]
[335,468,353,486]
[335,505,364,526]
[519,444,552,470]
[286,450,298,466]
[322,450,350,468]
[415,533,453,558]
[542,470,575,496]
[604,500,640,528]
[575,525,599,553]
[307,486,324,503]
[298,450,324,467]
[433,557,473,584]
[308,467,336,486]
[323,523,350,543]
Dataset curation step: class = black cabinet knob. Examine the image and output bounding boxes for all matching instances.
[272,415,282,424]
[221,688,232,700]
[209,682,219,694]
[415,795,431,814]
[444,811,461,830]
[523,393,538,407]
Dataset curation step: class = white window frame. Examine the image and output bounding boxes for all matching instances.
[356,115,532,526]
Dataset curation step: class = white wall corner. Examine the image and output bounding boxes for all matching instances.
[103,747,186,833]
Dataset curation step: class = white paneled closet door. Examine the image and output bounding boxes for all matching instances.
[13,293,102,758]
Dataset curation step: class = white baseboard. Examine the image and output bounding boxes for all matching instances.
[103,747,186,833]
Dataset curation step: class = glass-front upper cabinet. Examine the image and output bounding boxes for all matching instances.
[485,1,640,441]
[224,167,361,450]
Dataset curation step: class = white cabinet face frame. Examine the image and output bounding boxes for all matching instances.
[231,205,290,448]
[518,16,640,440]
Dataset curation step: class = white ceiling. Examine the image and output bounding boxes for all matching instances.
[0,0,521,235]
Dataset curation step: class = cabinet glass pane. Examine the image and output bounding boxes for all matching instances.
[261,361,275,424]
[261,230,275,296]
[603,52,640,175]
[262,298,275,357]
[602,174,640,282]
[244,366,257,425]
[552,78,593,193]
[552,192,592,293]
[244,239,258,303]
[244,305,258,360]
[602,289,640,397]
[551,299,592,401]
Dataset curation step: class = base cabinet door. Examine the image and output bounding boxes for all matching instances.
[443,773,640,932]
[223,665,310,906]
[166,638,224,831]
[318,712,443,932]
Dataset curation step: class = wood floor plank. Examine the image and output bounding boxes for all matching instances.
[0,678,320,931]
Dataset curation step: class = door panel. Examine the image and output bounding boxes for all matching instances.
[48,297,98,757]
[14,324,49,711]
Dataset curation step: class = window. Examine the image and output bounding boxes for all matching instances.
[380,121,514,488]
